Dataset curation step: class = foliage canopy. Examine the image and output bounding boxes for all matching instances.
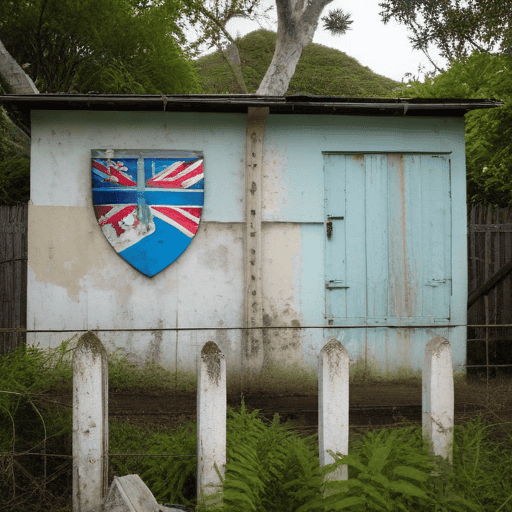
[380,0,512,65]
[399,52,511,205]
[0,0,199,94]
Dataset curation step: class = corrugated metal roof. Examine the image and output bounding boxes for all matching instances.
[0,93,503,120]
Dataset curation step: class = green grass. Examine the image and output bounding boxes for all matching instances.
[195,29,400,97]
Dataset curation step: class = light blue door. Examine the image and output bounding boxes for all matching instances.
[324,153,452,326]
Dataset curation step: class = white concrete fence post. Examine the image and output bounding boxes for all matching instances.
[72,331,109,512]
[422,335,454,462]
[197,341,226,503]
[318,338,349,480]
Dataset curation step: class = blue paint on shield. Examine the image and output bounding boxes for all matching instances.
[92,150,204,277]
[119,217,191,276]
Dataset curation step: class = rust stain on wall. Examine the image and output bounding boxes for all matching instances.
[388,154,416,318]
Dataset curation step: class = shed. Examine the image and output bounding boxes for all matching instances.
[0,94,502,379]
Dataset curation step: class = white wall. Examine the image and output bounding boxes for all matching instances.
[28,110,467,374]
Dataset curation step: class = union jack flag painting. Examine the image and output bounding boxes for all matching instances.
[92,149,204,276]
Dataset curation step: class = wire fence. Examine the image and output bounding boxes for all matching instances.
[2,323,512,377]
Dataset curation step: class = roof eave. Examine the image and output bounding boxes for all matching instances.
[0,93,503,122]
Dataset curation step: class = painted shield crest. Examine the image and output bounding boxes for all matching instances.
[92,149,204,276]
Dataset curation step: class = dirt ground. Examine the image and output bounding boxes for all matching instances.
[48,377,512,434]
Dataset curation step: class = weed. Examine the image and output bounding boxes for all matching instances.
[231,361,318,395]
[107,347,196,392]
[110,421,197,507]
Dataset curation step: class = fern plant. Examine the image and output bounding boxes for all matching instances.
[200,403,323,512]
[321,427,482,512]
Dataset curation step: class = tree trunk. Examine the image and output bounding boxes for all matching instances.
[0,39,39,94]
[221,42,248,94]
[257,0,334,95]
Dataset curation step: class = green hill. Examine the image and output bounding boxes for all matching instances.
[195,29,400,97]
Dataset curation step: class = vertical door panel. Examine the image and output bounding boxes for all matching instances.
[387,154,424,319]
[365,155,389,320]
[324,155,347,320]
[324,153,451,324]
[421,155,451,320]
[345,155,367,318]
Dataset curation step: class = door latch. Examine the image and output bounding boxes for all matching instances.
[325,280,350,289]
[326,216,344,240]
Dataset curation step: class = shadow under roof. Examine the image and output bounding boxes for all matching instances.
[0,93,503,126]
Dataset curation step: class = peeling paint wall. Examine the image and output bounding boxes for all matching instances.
[28,110,467,376]
[261,223,302,365]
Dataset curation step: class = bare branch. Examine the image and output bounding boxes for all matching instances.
[0,39,38,94]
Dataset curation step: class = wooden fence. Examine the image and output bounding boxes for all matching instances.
[70,334,453,510]
[0,204,27,355]
[467,204,512,377]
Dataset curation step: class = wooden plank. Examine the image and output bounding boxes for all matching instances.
[387,154,411,319]
[503,209,512,325]
[365,154,388,319]
[0,204,28,354]
[243,107,268,365]
[423,155,451,320]
[469,223,512,232]
[324,154,348,320]
[345,155,366,318]
[469,205,477,299]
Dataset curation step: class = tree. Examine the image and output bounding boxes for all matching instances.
[185,0,352,96]
[0,0,199,94]
[0,40,38,95]
[257,0,352,95]
[0,0,202,204]
[0,41,33,204]
[184,0,273,93]
[398,52,512,205]
[379,0,512,66]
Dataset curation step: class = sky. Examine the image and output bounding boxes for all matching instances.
[223,0,447,83]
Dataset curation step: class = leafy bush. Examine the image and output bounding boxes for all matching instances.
[397,52,512,206]
[0,343,74,510]
[0,156,30,205]
[109,421,197,507]
[0,342,74,449]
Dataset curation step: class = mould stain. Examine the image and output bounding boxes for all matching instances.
[76,331,107,360]
[201,341,223,385]
[147,320,163,364]
[321,338,347,381]
[261,303,302,366]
